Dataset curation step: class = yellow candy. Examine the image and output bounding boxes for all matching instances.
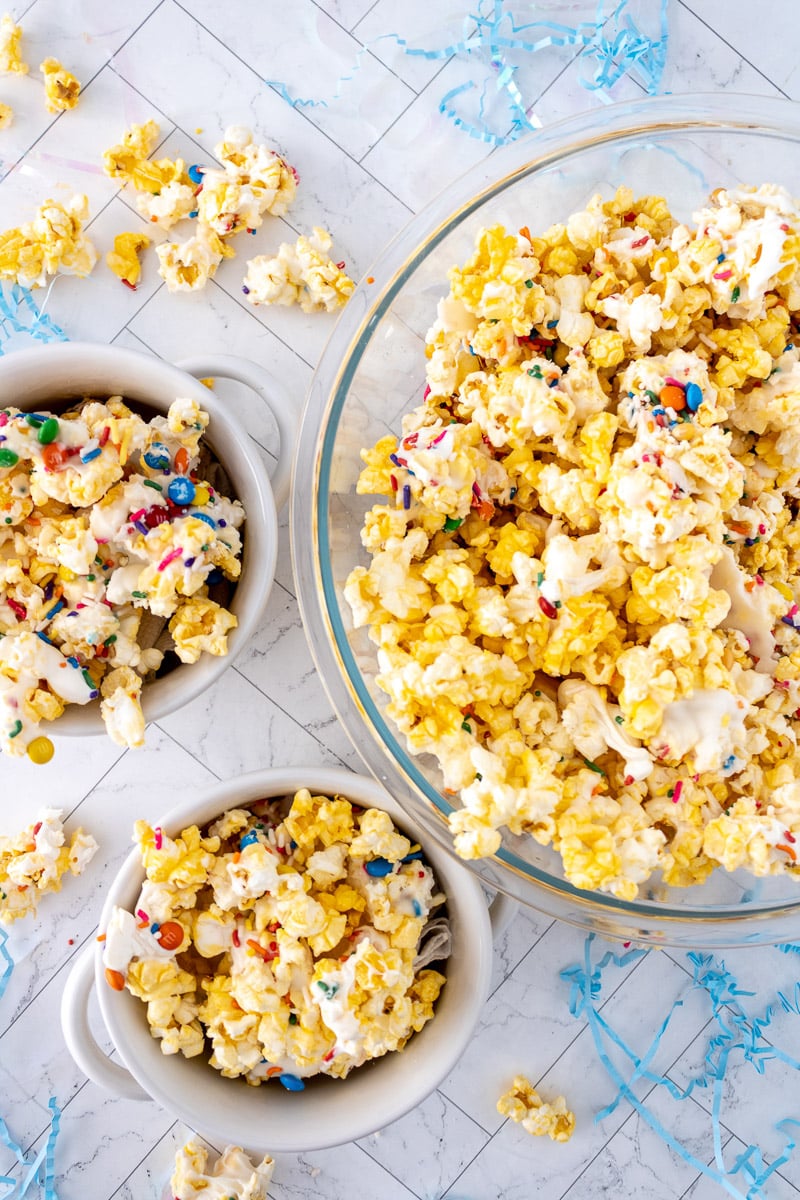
[193,485,210,507]
[26,736,54,764]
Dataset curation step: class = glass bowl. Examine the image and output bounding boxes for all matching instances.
[292,93,800,948]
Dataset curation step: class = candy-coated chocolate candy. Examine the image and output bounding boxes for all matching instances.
[41,443,69,471]
[143,443,170,470]
[27,736,54,764]
[0,448,19,467]
[278,1074,305,1091]
[105,967,126,991]
[365,856,393,877]
[156,920,184,950]
[37,417,59,444]
[168,476,196,506]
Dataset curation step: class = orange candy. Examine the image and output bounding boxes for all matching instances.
[104,967,126,991]
[659,384,686,411]
[156,920,184,950]
[174,447,189,475]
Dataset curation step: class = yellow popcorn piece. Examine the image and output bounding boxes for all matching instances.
[497,1075,575,1142]
[0,102,12,128]
[39,57,80,112]
[0,13,27,74]
[105,232,151,286]
[168,597,238,663]
[170,1141,275,1200]
[102,119,163,189]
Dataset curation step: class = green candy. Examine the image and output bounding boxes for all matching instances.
[0,448,19,467]
[37,417,59,445]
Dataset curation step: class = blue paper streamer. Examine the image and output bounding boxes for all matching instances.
[0,1097,61,1199]
[560,936,800,1199]
[267,0,670,146]
[0,282,69,354]
[0,931,12,1001]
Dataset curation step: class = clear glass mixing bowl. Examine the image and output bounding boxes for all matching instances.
[292,94,800,947]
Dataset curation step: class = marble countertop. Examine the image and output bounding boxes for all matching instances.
[2,2,800,1198]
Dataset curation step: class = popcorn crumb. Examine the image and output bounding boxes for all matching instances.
[497,1075,575,1142]
[0,102,12,128]
[0,809,98,923]
[39,57,80,112]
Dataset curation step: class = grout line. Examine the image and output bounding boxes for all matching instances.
[108,1118,179,1199]
[119,0,415,215]
[229,663,353,769]
[150,720,222,779]
[676,0,792,99]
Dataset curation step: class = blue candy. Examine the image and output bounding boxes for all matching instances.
[365,857,393,877]
[144,443,170,470]
[194,512,217,529]
[685,382,703,411]
[187,164,204,184]
[239,830,260,849]
[278,1074,305,1091]
[168,476,196,506]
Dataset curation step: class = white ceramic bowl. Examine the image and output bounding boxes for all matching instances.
[0,342,297,734]
[60,766,514,1154]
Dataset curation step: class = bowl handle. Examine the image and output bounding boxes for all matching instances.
[61,944,150,1101]
[175,355,297,511]
[487,891,517,940]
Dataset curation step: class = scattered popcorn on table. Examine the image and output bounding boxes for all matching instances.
[102,790,450,1085]
[497,1075,575,1142]
[0,13,27,75]
[243,226,354,313]
[170,1140,274,1200]
[0,396,244,758]
[102,121,298,293]
[0,102,12,129]
[0,194,96,287]
[347,183,800,896]
[0,808,98,923]
[39,57,80,112]
[105,232,150,287]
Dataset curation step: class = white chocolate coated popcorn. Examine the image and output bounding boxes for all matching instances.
[348,183,800,896]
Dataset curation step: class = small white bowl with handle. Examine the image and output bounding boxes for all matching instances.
[0,342,296,733]
[61,765,516,1155]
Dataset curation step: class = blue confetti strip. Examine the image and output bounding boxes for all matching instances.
[0,283,69,355]
[0,930,12,1001]
[0,1098,61,1199]
[267,0,669,146]
[561,936,800,1199]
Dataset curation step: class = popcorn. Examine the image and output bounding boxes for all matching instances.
[0,194,97,287]
[105,232,150,286]
[243,226,354,313]
[497,1075,575,1142]
[0,102,12,128]
[347,182,800,897]
[103,791,449,1085]
[103,121,298,291]
[0,13,27,74]
[0,808,98,923]
[39,57,80,111]
[0,396,244,757]
[170,1140,275,1200]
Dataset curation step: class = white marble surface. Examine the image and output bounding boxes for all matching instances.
[1,2,800,1198]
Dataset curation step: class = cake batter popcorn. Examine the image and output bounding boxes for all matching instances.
[243,226,354,313]
[102,790,449,1087]
[497,1075,575,1142]
[105,232,151,287]
[347,183,800,896]
[0,194,96,288]
[0,396,244,757]
[170,1140,275,1200]
[0,808,97,923]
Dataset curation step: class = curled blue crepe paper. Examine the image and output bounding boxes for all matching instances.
[0,1098,61,1200]
[0,283,68,354]
[0,930,12,1002]
[266,0,669,146]
[561,936,800,1200]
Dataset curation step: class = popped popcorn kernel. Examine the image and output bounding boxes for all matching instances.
[497,1075,575,1142]
[39,57,80,111]
[0,809,98,924]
